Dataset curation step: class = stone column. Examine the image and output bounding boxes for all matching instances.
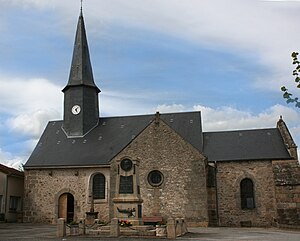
[79,219,86,235]
[175,218,182,237]
[57,218,66,237]
[167,218,176,239]
[182,218,188,235]
[110,218,120,237]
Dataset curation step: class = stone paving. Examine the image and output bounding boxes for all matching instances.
[0,223,300,241]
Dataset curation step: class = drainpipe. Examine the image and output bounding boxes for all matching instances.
[214,161,220,226]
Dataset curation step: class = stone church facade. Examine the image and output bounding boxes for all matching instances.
[23,10,300,228]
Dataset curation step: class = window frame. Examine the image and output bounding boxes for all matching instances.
[92,173,106,201]
[120,159,133,172]
[148,170,164,187]
[240,178,255,210]
[9,196,21,212]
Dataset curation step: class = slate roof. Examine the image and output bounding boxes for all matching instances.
[203,128,292,162]
[24,112,203,168]
[25,111,292,168]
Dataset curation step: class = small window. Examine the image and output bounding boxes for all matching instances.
[93,173,105,199]
[148,170,164,187]
[9,196,21,212]
[240,178,255,209]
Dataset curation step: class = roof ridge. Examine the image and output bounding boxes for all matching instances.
[204,127,277,134]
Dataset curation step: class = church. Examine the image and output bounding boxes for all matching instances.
[23,9,300,228]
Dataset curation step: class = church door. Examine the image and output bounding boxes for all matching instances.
[58,193,74,223]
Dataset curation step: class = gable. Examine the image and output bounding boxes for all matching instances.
[113,115,205,163]
[110,117,207,221]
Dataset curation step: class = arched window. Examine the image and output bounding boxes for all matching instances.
[93,173,105,199]
[240,178,255,209]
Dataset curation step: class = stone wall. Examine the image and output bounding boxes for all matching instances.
[273,160,300,227]
[216,160,277,227]
[110,118,208,226]
[23,167,110,223]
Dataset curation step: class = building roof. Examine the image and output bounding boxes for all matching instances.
[24,112,203,168]
[0,164,24,177]
[203,128,292,162]
[25,111,293,168]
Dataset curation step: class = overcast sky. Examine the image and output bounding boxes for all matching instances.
[0,0,300,169]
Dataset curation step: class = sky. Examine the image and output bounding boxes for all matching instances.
[0,0,300,169]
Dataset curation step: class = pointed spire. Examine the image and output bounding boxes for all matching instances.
[80,0,83,17]
[63,7,100,93]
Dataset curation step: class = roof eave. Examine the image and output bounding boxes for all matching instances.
[208,157,293,163]
[24,164,111,170]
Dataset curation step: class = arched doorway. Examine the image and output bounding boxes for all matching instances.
[58,193,74,223]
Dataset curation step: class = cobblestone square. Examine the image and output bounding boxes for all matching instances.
[0,223,300,241]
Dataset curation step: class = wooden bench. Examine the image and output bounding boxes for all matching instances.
[142,216,163,225]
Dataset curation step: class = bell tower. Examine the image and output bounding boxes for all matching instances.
[62,8,100,137]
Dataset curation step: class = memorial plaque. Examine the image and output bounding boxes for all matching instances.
[119,175,133,194]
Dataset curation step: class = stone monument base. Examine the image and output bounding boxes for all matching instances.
[86,211,99,225]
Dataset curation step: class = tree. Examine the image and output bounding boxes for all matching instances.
[281,52,300,108]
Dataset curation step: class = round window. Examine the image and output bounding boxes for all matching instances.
[120,159,133,172]
[148,170,164,187]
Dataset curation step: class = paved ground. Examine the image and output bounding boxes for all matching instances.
[0,223,300,241]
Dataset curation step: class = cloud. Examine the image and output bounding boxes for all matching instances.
[0,76,62,115]
[155,104,186,113]
[0,148,24,170]
[101,91,152,117]
[7,109,60,138]
[0,76,62,167]
[260,0,300,2]
[3,0,65,10]
[193,104,300,131]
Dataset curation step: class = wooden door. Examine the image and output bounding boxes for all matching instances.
[58,193,68,220]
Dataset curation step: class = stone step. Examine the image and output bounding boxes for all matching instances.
[88,225,157,237]
[88,229,110,236]
[125,225,155,231]
[95,225,110,231]
[120,228,156,236]
[88,225,110,236]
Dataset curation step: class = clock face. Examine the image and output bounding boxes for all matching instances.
[71,105,81,115]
